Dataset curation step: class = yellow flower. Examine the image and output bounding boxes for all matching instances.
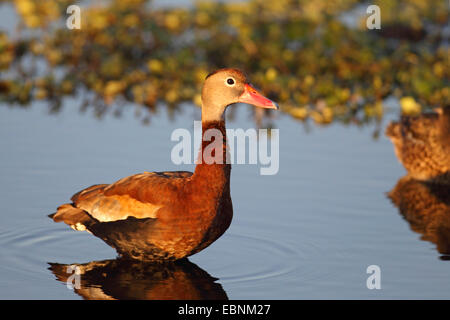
[400,97,421,115]
[24,15,41,28]
[165,13,181,31]
[265,68,278,81]
[195,12,210,26]
[89,11,109,30]
[304,75,314,87]
[373,76,382,90]
[132,85,144,104]
[290,107,308,120]
[311,106,333,124]
[374,101,384,118]
[15,0,35,16]
[195,68,208,83]
[147,59,163,73]
[322,107,334,122]
[35,88,47,100]
[433,62,444,77]
[0,51,13,69]
[46,49,62,65]
[104,81,125,97]
[193,93,202,107]
[123,14,139,28]
[30,41,44,55]
[61,80,74,94]
[165,89,178,103]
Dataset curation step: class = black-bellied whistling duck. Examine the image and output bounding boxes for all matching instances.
[386,106,450,184]
[50,68,278,261]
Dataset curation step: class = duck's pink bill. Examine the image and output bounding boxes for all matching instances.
[238,84,278,109]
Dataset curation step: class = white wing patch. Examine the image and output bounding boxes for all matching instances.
[79,194,162,222]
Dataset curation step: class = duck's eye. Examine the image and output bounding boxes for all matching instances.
[226,78,235,86]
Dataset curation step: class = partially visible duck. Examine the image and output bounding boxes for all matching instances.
[386,106,450,183]
[49,68,278,261]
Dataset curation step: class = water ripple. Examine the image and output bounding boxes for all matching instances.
[203,232,334,285]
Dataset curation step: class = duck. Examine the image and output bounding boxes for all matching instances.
[385,106,450,184]
[49,68,278,261]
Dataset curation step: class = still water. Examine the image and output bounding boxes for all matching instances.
[1,99,449,299]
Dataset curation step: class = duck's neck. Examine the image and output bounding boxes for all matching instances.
[192,120,231,192]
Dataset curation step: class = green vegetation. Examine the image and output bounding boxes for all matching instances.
[0,0,448,125]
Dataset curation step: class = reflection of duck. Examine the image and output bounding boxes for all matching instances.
[388,176,450,256]
[49,69,278,261]
[48,258,228,300]
[386,107,450,184]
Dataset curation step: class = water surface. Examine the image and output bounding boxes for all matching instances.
[1,100,449,299]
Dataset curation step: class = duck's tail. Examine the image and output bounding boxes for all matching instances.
[49,203,92,232]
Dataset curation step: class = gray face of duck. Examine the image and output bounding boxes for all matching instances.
[200,68,278,122]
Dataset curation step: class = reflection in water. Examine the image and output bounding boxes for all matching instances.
[388,176,450,258]
[48,258,228,300]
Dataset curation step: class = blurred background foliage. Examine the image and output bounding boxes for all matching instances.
[0,0,448,126]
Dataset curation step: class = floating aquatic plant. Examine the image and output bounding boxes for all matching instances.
[0,0,448,126]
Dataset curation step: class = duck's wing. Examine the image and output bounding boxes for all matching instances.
[68,171,193,223]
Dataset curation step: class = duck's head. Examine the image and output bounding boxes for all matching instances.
[201,68,278,122]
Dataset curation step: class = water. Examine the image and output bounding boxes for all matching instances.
[1,98,449,299]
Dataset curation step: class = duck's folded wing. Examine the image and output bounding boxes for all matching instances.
[71,171,193,222]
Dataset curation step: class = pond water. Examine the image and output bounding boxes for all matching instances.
[1,98,450,300]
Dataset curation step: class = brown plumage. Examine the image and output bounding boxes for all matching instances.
[50,68,278,261]
[386,106,450,184]
[48,258,228,300]
[388,176,450,255]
